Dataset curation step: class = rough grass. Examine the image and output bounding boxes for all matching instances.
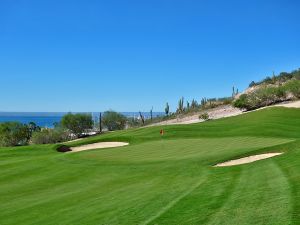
[1,107,300,224]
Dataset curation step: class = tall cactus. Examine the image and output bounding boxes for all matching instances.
[165,102,170,116]
[177,97,184,113]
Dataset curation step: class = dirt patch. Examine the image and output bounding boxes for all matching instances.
[69,142,129,152]
[214,153,283,167]
[148,105,242,126]
[276,100,300,108]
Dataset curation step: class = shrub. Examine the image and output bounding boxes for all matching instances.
[56,145,72,152]
[199,113,209,121]
[233,94,249,109]
[31,128,70,144]
[61,113,93,137]
[0,122,29,147]
[127,117,141,127]
[248,68,300,87]
[102,111,127,131]
[274,86,287,99]
[284,80,300,98]
[26,122,41,141]
[223,98,233,105]
[249,81,256,87]
[233,85,290,110]
[234,87,278,110]
[257,87,281,105]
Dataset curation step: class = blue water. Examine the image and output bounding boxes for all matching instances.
[0,112,165,128]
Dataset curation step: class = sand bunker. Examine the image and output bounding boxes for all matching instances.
[70,142,129,152]
[214,153,283,167]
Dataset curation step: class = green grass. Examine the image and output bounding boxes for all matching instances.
[1,107,300,224]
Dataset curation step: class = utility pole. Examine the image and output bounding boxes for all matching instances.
[99,112,102,133]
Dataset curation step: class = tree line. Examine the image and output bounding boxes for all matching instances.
[0,111,127,147]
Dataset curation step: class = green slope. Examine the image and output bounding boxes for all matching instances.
[1,107,300,225]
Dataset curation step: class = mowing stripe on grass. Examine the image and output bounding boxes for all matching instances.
[208,161,291,225]
[141,178,206,225]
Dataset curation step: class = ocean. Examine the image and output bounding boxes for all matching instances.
[0,112,165,128]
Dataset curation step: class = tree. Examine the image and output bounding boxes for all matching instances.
[31,128,69,144]
[61,113,93,137]
[165,102,170,116]
[102,111,127,131]
[0,122,29,147]
[26,122,40,141]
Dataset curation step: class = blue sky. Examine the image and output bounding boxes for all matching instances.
[0,0,299,112]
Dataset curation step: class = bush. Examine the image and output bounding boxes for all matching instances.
[102,111,127,131]
[199,113,209,121]
[233,87,278,110]
[0,122,29,147]
[284,80,300,98]
[249,81,256,87]
[248,68,300,87]
[56,145,72,152]
[274,86,287,99]
[61,113,93,137]
[233,94,249,109]
[31,128,70,144]
[127,117,140,128]
[233,84,292,110]
[223,98,233,105]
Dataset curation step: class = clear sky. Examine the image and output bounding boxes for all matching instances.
[0,0,299,112]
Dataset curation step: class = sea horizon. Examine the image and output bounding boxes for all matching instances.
[0,111,165,128]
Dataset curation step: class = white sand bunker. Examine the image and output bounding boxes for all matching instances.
[214,153,283,167]
[70,142,129,152]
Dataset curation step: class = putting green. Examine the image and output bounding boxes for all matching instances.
[1,107,300,225]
